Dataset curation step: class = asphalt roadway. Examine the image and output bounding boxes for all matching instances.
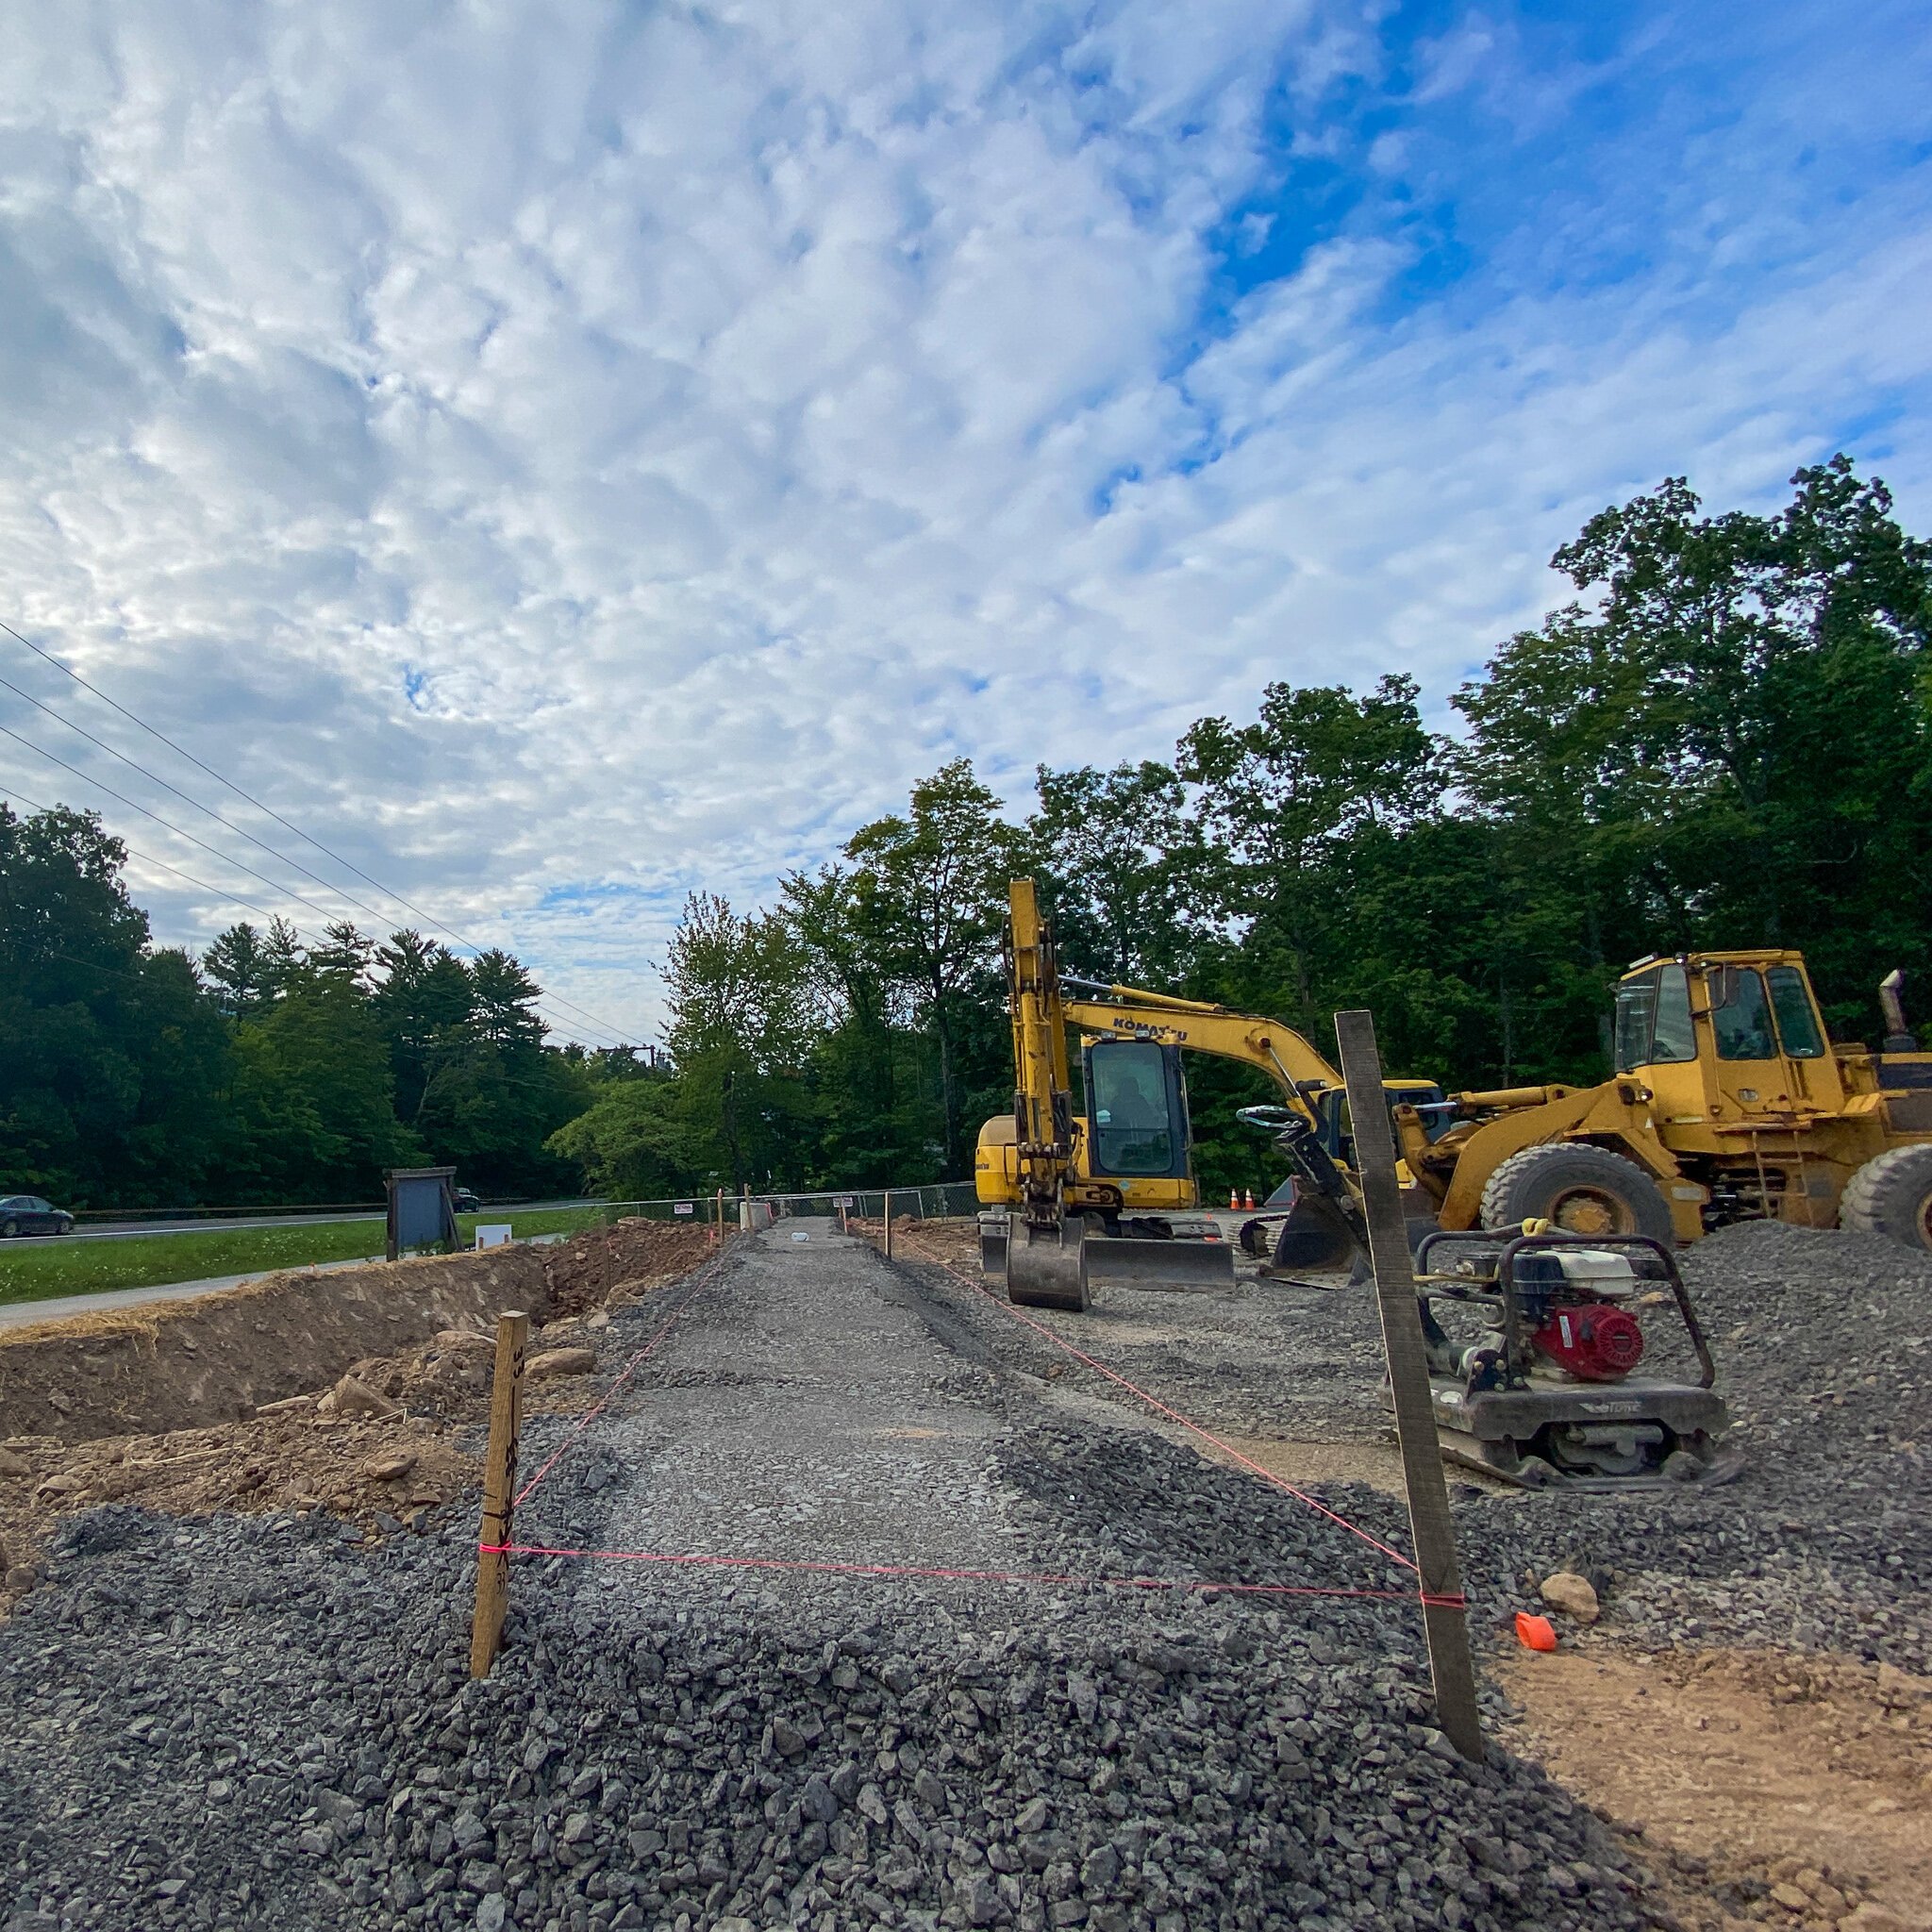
[50,1197,601,1241]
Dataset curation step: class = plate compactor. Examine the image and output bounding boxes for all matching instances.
[1409,1228,1740,1490]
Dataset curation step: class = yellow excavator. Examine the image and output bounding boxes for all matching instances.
[977,879,1439,1307]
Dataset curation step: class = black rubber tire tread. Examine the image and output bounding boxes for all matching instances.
[1477,1141,1675,1245]
[1839,1143,1932,1253]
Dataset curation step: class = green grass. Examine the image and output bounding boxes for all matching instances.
[0,1207,608,1309]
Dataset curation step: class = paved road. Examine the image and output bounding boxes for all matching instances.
[58,1196,601,1241]
[0,1253,387,1329]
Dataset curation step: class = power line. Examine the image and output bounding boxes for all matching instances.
[1,779,325,932]
[0,665,403,928]
[0,771,625,1048]
[0,617,642,1046]
[1,672,629,1045]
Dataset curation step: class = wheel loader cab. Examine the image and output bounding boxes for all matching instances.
[1613,954,1848,1120]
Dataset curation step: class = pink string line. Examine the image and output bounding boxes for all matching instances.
[477,1540,1461,1606]
[938,1257,1421,1575]
[511,1248,728,1508]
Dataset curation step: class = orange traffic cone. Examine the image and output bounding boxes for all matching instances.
[1228,1187,1240,1209]
[1243,1189,1256,1210]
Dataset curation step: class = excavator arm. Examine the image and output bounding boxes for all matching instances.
[1060,982,1344,1104]
[1001,880,1092,1310]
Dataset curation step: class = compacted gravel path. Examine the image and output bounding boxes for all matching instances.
[0,1221,1679,1932]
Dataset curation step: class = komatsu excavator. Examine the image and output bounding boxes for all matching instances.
[977,879,1438,1307]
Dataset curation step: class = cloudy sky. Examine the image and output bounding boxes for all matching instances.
[1,1,1927,1044]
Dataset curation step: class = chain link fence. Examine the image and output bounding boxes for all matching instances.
[589,1182,978,1229]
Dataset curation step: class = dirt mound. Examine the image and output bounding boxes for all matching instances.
[0,1215,716,1448]
[545,1215,720,1319]
[0,1243,549,1445]
[0,1219,720,1606]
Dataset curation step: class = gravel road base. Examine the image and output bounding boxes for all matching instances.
[0,1220,1683,1932]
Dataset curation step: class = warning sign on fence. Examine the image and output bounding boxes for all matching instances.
[674,1201,693,1215]
[836,1195,855,1208]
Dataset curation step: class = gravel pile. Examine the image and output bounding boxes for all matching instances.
[894,1222,1932,1671]
[1446,1224,1932,1669]
[0,1232,1679,1932]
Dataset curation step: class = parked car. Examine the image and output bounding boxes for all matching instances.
[453,1188,482,1214]
[0,1195,75,1237]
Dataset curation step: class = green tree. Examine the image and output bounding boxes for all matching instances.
[662,891,818,1191]
[0,805,228,1204]
[1027,760,1195,985]
[546,1072,699,1199]
[1457,455,1932,1043]
[841,758,1025,1173]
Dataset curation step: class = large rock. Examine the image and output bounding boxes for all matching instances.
[333,1374,400,1420]
[1540,1571,1601,1623]
[525,1347,597,1382]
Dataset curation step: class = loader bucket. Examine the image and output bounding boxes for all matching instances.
[1007,1220,1091,1311]
[1087,1236,1235,1291]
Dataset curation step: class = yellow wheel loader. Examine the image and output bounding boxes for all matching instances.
[1391,954,1932,1255]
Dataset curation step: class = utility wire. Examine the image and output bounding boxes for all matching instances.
[0,766,623,1048]
[1,778,325,932]
[0,665,405,929]
[0,617,641,1046]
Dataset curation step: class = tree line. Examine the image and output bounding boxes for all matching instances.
[560,456,1931,1200]
[0,826,635,1206]
[5,456,1926,1208]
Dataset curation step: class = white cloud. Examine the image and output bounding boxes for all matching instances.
[0,0,1927,1044]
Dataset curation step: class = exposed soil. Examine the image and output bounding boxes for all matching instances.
[1501,1646,1932,1931]
[0,1219,717,1603]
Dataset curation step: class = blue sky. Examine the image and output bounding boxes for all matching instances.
[0,0,1927,1042]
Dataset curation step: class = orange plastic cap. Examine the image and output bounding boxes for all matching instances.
[1515,1611,1558,1652]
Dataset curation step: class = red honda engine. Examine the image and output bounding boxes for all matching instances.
[1533,1301,1645,1381]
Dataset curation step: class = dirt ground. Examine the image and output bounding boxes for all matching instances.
[0,1219,717,1601]
[1503,1647,1932,1931]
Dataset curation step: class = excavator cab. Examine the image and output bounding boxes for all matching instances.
[1082,1039,1191,1183]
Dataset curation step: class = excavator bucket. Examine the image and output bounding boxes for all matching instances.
[1005,1220,1091,1311]
[1086,1236,1234,1291]
[1261,1191,1363,1274]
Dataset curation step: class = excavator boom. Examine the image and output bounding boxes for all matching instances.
[1001,881,1091,1310]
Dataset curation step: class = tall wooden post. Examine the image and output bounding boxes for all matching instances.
[1334,1010,1486,1763]
[883,1190,893,1259]
[470,1310,529,1678]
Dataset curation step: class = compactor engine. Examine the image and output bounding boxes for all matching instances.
[1413,1229,1737,1489]
[1514,1249,1647,1383]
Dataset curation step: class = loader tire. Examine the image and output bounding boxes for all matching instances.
[1478,1142,1674,1245]
[1840,1144,1932,1254]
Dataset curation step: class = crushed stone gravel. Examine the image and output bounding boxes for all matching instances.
[0,1221,1681,1932]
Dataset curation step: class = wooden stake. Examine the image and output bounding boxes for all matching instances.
[1334,1009,1486,1764]
[470,1309,529,1679]
[883,1190,893,1259]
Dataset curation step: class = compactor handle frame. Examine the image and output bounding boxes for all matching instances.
[1411,1228,1718,1392]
